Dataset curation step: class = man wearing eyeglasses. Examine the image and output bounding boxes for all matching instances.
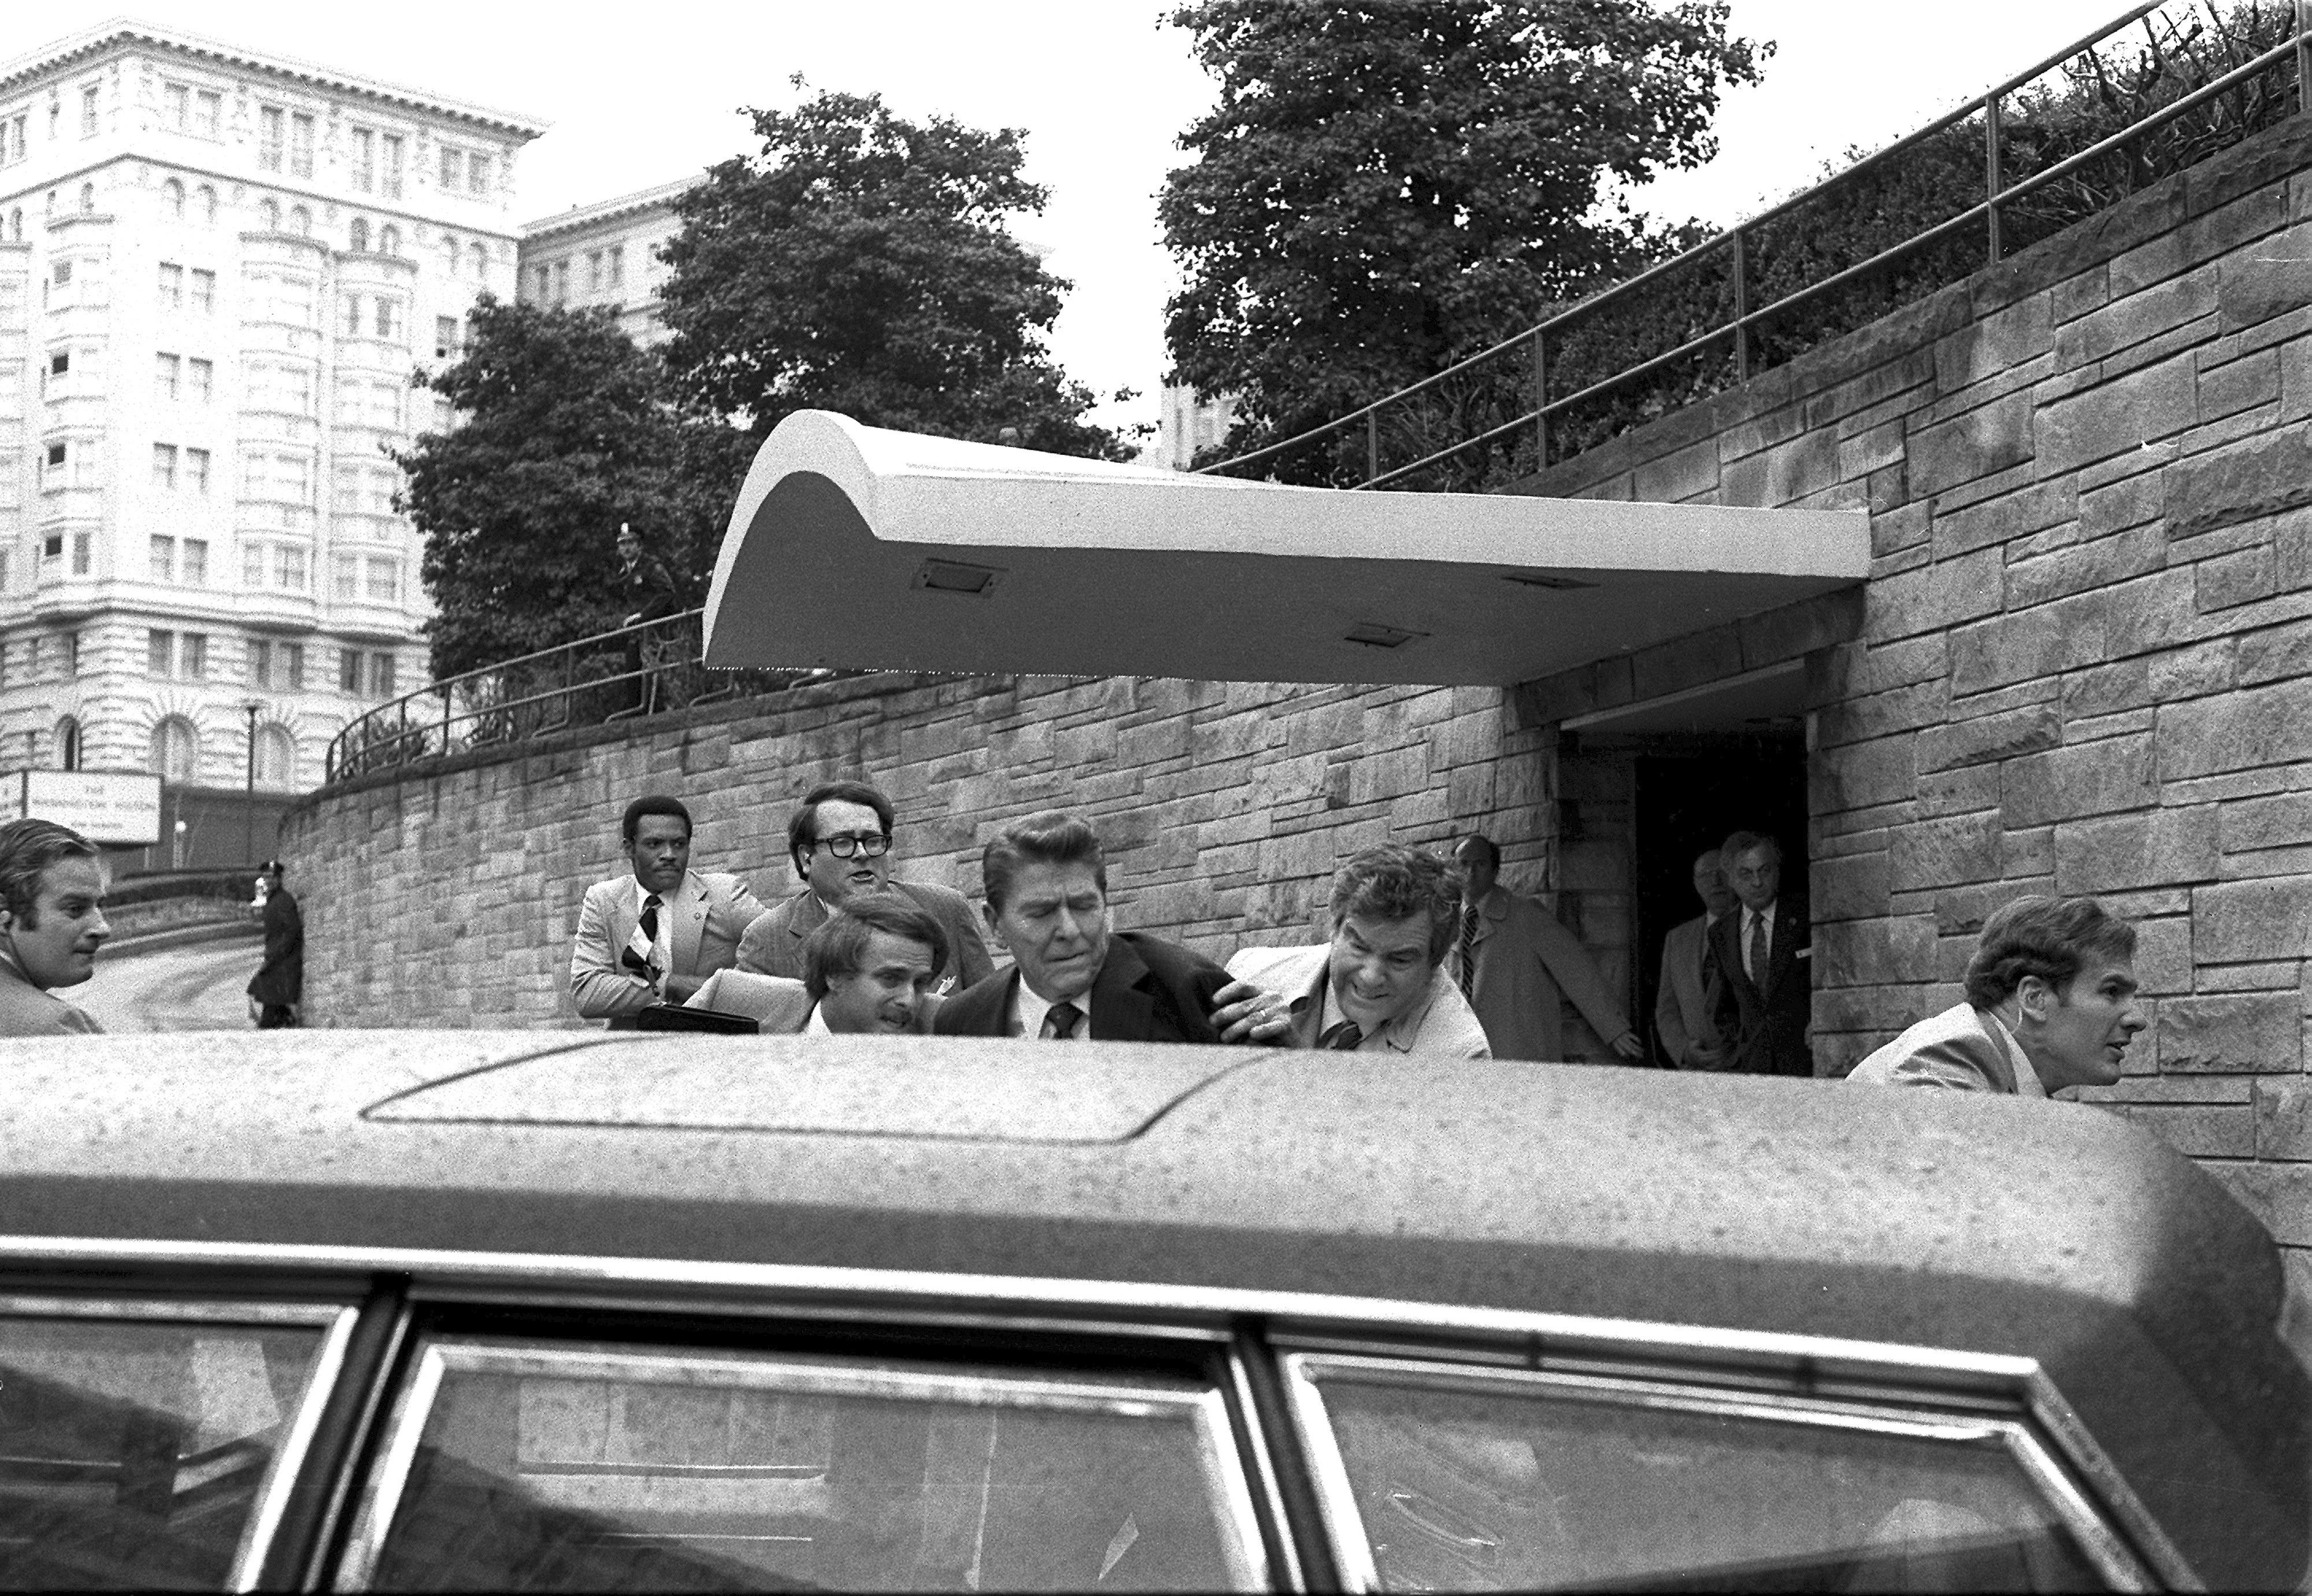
[736,780,995,996]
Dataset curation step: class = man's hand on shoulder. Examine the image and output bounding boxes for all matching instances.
[1210,978,1292,1046]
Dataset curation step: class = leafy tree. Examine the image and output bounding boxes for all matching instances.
[397,296,754,680]
[661,86,1127,458]
[1159,0,1769,481]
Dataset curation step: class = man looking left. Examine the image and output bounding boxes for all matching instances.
[0,817,109,1035]
[571,796,764,1026]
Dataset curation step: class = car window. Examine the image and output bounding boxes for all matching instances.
[342,1338,1266,1592]
[1286,1354,2117,1593]
[0,1303,346,1590]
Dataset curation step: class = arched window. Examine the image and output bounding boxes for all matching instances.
[347,216,368,253]
[196,184,216,223]
[256,724,297,790]
[54,717,80,773]
[77,182,94,216]
[161,178,184,220]
[6,210,18,242]
[468,241,488,285]
[149,716,198,782]
[288,205,310,236]
[377,223,399,257]
[258,197,279,231]
[442,234,459,274]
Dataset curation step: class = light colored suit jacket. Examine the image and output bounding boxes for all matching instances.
[0,949,101,1036]
[736,879,993,994]
[684,968,816,1032]
[1227,943,1491,1059]
[570,869,766,1023]
[1451,887,1630,1061]
[1846,1002,2044,1096]
[1654,912,1722,1068]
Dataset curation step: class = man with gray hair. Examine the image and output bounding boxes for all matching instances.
[1228,843,1490,1057]
[0,817,109,1035]
[1705,829,1811,1075]
[1848,896,2145,1094]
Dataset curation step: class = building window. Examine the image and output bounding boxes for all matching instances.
[469,241,488,284]
[149,534,175,579]
[2,113,25,165]
[248,270,316,330]
[375,298,399,340]
[257,725,296,789]
[183,633,207,679]
[351,127,374,192]
[242,448,312,504]
[365,556,400,603]
[46,348,70,389]
[290,112,314,178]
[370,652,396,697]
[149,715,197,781]
[197,184,216,222]
[78,183,94,216]
[183,537,208,584]
[42,441,68,486]
[331,551,357,601]
[273,544,307,591]
[8,209,19,240]
[162,177,184,219]
[70,533,89,576]
[466,152,490,195]
[246,359,314,415]
[189,358,213,404]
[191,268,214,314]
[47,102,59,142]
[164,83,188,127]
[288,204,310,236]
[187,448,210,493]
[442,234,459,276]
[438,145,461,191]
[40,535,61,567]
[195,90,220,139]
[338,646,361,693]
[609,244,624,288]
[242,541,263,589]
[248,636,270,685]
[79,84,98,138]
[340,293,362,336]
[157,261,183,311]
[55,717,79,772]
[259,105,283,170]
[379,223,401,258]
[551,260,568,305]
[587,251,602,293]
[435,314,459,360]
[148,628,173,675]
[347,216,368,253]
[152,443,177,489]
[259,196,279,231]
[381,133,403,198]
[335,382,402,433]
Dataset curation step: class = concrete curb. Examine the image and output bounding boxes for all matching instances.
[105,921,266,957]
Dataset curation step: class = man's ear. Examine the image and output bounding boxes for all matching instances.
[2014,974,2054,1025]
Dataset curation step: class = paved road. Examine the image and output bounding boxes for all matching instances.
[74,930,265,1033]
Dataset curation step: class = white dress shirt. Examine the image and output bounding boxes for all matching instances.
[1013,979,1092,1041]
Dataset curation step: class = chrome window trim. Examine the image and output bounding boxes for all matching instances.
[336,1337,1270,1591]
[0,1293,346,1326]
[228,1305,360,1592]
[1226,1348,1306,1592]
[1280,1351,2159,1595]
[335,1339,448,1591]
[0,1231,2198,1586]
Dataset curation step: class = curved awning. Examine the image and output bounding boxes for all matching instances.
[704,410,1870,687]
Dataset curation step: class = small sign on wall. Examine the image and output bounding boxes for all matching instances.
[14,771,164,847]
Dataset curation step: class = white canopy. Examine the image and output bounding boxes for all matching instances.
[703,410,1870,687]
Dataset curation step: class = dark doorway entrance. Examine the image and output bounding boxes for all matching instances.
[1633,742,1806,1066]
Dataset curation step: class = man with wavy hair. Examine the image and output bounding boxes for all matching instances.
[0,817,108,1035]
[1847,895,2145,1095]
[1228,844,1491,1058]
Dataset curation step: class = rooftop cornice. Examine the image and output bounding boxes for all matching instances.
[0,18,550,140]
[521,174,700,240]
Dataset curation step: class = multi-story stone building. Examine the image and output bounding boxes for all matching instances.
[0,22,542,852]
[515,176,692,346]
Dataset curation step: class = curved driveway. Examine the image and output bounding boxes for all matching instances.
[74,930,264,1033]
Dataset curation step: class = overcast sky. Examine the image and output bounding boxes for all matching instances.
[18,1,2136,429]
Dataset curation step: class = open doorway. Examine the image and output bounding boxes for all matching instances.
[1632,743,1806,1066]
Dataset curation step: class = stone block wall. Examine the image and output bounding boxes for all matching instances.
[283,673,1550,1031]
[1509,116,2312,1257]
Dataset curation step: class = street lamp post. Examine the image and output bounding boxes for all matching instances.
[243,700,261,865]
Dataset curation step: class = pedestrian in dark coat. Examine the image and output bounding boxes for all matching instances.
[247,859,302,1028]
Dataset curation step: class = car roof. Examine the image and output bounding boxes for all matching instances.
[2,1031,2303,1586]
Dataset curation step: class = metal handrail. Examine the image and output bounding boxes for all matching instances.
[1199,0,2308,490]
[322,609,833,786]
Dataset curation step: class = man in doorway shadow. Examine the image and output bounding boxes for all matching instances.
[1704,830,1812,1076]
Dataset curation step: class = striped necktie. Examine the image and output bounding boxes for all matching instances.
[1747,909,1768,983]
[1456,903,1480,999]
[623,893,662,986]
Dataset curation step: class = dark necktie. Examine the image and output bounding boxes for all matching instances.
[1044,1001,1084,1040]
[1456,903,1480,999]
[623,894,662,984]
[1319,1020,1364,1051]
[1747,909,1767,983]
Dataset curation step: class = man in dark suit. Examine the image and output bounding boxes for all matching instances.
[1705,830,1812,1076]
[935,810,1231,1042]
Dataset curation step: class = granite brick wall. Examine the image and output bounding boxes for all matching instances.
[1508,116,2312,1256]
[282,673,1550,1031]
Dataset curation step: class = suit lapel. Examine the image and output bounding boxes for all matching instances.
[786,890,827,949]
[672,873,707,975]
[1761,903,1803,997]
[1090,936,1154,1041]
[609,881,640,967]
